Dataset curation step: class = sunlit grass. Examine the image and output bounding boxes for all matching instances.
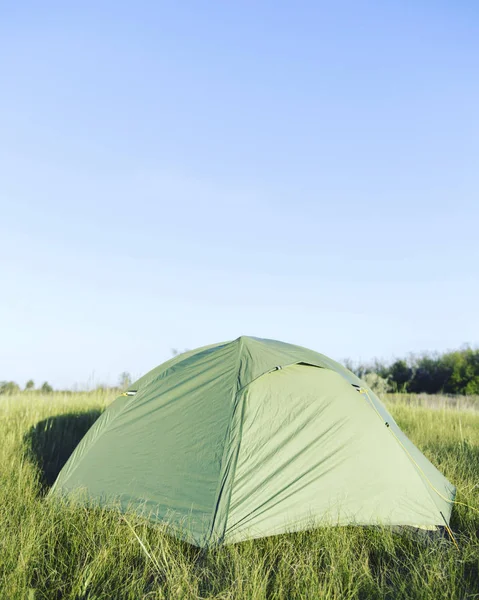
[1,391,478,599]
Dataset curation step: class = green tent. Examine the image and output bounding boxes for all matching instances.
[50,336,455,546]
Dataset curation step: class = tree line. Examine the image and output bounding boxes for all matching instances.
[0,372,132,396]
[345,346,479,395]
[0,380,54,394]
[2,348,479,396]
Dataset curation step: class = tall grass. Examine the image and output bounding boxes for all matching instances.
[1,392,478,599]
[382,393,479,412]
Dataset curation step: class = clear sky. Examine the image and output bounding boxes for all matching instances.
[1,1,478,389]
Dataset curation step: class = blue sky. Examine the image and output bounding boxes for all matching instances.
[1,1,478,388]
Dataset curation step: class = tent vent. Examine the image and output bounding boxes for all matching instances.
[125,390,137,396]
[274,366,282,371]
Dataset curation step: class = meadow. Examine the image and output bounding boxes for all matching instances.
[1,391,478,599]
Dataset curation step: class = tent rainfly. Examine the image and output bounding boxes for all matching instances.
[50,336,456,546]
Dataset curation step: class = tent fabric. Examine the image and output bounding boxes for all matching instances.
[49,336,456,547]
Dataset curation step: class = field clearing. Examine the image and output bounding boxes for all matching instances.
[1,391,478,599]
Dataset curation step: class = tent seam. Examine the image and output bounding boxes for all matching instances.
[215,386,248,544]
[206,337,245,545]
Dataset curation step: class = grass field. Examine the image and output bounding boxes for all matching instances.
[1,391,478,599]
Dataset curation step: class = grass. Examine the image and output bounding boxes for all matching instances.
[1,391,478,599]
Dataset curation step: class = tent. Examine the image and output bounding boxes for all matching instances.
[50,336,456,546]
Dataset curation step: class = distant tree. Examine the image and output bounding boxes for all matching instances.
[409,354,452,394]
[388,360,413,392]
[371,358,389,380]
[119,372,132,390]
[41,381,53,394]
[0,381,21,394]
[25,379,35,391]
[442,348,479,395]
[353,363,369,379]
[171,348,190,357]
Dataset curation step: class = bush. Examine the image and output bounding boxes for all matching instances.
[362,372,392,394]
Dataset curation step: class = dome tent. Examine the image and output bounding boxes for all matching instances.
[50,336,455,547]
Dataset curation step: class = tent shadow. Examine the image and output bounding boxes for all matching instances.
[24,410,103,493]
